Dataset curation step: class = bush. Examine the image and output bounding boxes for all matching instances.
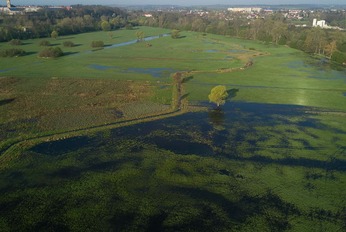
[39,40,50,46]
[0,48,26,57]
[63,41,74,47]
[38,47,63,58]
[9,39,22,46]
[331,51,346,64]
[338,42,346,53]
[51,30,58,39]
[171,30,180,39]
[91,40,104,48]
[125,24,133,30]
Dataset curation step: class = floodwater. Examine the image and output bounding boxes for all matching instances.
[125,67,176,78]
[106,34,170,49]
[88,64,176,78]
[31,102,346,162]
[285,59,346,81]
[2,101,346,231]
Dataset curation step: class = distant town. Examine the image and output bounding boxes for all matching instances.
[1,1,345,30]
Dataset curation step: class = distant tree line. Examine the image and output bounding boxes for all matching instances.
[138,11,346,64]
[1,6,345,64]
[0,5,130,42]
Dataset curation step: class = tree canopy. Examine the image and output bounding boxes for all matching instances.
[51,30,59,39]
[208,85,228,107]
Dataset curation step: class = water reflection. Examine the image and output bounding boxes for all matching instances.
[208,108,225,130]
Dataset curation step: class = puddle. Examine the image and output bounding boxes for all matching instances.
[106,34,170,49]
[88,64,176,78]
[229,49,248,53]
[205,49,219,53]
[126,67,176,78]
[88,64,118,71]
[0,68,14,73]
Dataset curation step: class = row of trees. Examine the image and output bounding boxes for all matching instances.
[138,11,346,64]
[1,6,345,63]
[0,5,129,42]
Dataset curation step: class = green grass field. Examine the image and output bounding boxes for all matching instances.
[0,27,346,231]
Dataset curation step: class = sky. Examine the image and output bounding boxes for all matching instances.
[10,0,346,6]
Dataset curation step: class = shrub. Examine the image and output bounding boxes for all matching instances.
[331,51,346,65]
[91,40,104,48]
[63,41,74,47]
[171,30,180,39]
[51,30,58,39]
[38,47,63,58]
[125,24,133,30]
[9,39,22,46]
[338,42,346,53]
[0,48,26,57]
[39,40,50,46]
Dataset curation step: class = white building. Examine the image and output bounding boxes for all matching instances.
[228,7,262,13]
[312,18,344,30]
[313,19,326,28]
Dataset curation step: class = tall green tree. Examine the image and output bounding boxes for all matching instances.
[171,30,180,39]
[135,31,144,41]
[208,85,228,107]
[51,30,58,39]
[101,21,111,31]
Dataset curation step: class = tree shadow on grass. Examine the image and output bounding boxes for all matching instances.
[169,186,298,231]
[60,37,75,40]
[24,51,37,56]
[182,75,194,83]
[181,93,190,101]
[0,98,15,106]
[63,52,79,56]
[226,88,239,101]
[176,35,187,39]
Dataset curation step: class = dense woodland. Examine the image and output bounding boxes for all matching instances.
[0,5,345,64]
[0,5,129,40]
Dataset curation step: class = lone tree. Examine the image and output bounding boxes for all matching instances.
[135,31,144,42]
[171,30,180,39]
[101,21,111,31]
[51,30,58,39]
[208,85,228,107]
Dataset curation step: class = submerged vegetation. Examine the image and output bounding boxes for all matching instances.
[0,9,346,231]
